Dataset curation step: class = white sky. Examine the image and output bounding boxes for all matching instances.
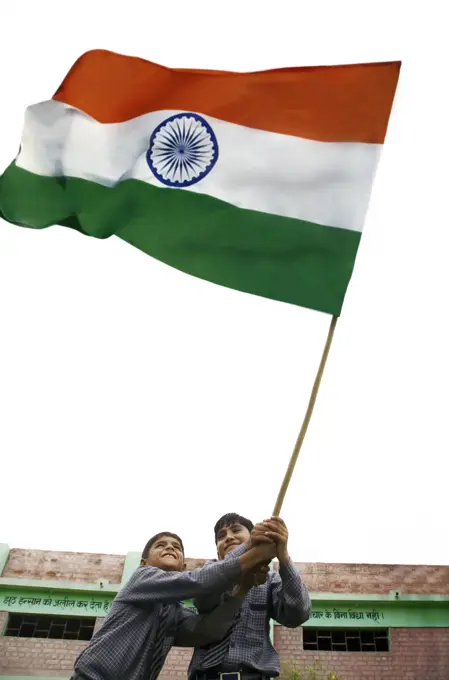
[1,1,448,566]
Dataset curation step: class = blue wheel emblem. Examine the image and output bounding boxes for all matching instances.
[147,112,219,187]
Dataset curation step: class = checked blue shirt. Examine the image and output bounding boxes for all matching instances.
[189,544,312,678]
[73,556,245,680]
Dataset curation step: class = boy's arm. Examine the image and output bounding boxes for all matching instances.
[269,561,312,627]
[174,583,250,647]
[193,543,250,614]
[260,517,311,627]
[116,543,275,608]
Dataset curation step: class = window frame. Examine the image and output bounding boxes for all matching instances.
[4,612,96,641]
[302,627,391,653]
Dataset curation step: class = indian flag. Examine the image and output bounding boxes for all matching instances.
[0,50,400,315]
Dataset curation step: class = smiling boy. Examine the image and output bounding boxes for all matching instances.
[189,513,311,680]
[70,530,276,680]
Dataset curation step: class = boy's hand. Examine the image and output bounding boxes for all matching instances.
[262,517,289,564]
[250,540,277,564]
[239,539,275,573]
[250,522,275,546]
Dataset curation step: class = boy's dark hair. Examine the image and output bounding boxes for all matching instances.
[214,513,254,544]
[141,532,185,559]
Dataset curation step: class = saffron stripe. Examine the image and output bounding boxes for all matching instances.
[52,50,401,143]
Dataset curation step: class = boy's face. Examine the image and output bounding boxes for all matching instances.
[216,522,251,560]
[142,535,186,572]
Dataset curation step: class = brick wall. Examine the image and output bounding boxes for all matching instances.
[294,563,449,595]
[187,560,449,596]
[2,622,448,680]
[0,635,87,676]
[185,560,449,595]
[0,615,192,679]
[3,547,449,595]
[186,558,449,592]
[2,549,125,584]
[274,625,449,680]
[161,647,194,680]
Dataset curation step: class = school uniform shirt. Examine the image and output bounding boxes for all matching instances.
[189,545,312,678]
[73,556,243,680]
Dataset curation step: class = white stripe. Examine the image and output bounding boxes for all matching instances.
[16,100,382,232]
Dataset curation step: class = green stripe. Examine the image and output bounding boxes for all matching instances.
[0,164,361,315]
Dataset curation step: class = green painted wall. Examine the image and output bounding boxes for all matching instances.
[1,586,114,617]
[1,580,448,627]
[121,551,141,585]
[0,677,68,679]
[298,600,449,628]
[0,544,9,576]
[1,559,449,629]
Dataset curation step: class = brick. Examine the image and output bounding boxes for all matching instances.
[2,548,125,583]
[273,626,449,680]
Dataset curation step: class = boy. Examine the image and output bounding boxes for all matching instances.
[71,530,275,680]
[189,513,312,680]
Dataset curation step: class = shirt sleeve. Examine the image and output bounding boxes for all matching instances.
[269,559,312,627]
[193,543,249,614]
[115,556,242,608]
[174,598,242,647]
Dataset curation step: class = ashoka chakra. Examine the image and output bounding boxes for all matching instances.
[147,112,219,187]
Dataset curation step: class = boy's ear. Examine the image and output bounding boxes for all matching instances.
[182,561,187,571]
[140,558,147,567]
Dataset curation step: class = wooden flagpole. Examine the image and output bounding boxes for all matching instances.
[272,314,338,516]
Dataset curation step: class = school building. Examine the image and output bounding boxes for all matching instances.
[0,543,448,680]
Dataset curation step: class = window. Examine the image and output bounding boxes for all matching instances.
[5,614,95,641]
[303,628,389,652]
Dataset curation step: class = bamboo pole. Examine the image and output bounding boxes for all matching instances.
[272,315,338,516]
